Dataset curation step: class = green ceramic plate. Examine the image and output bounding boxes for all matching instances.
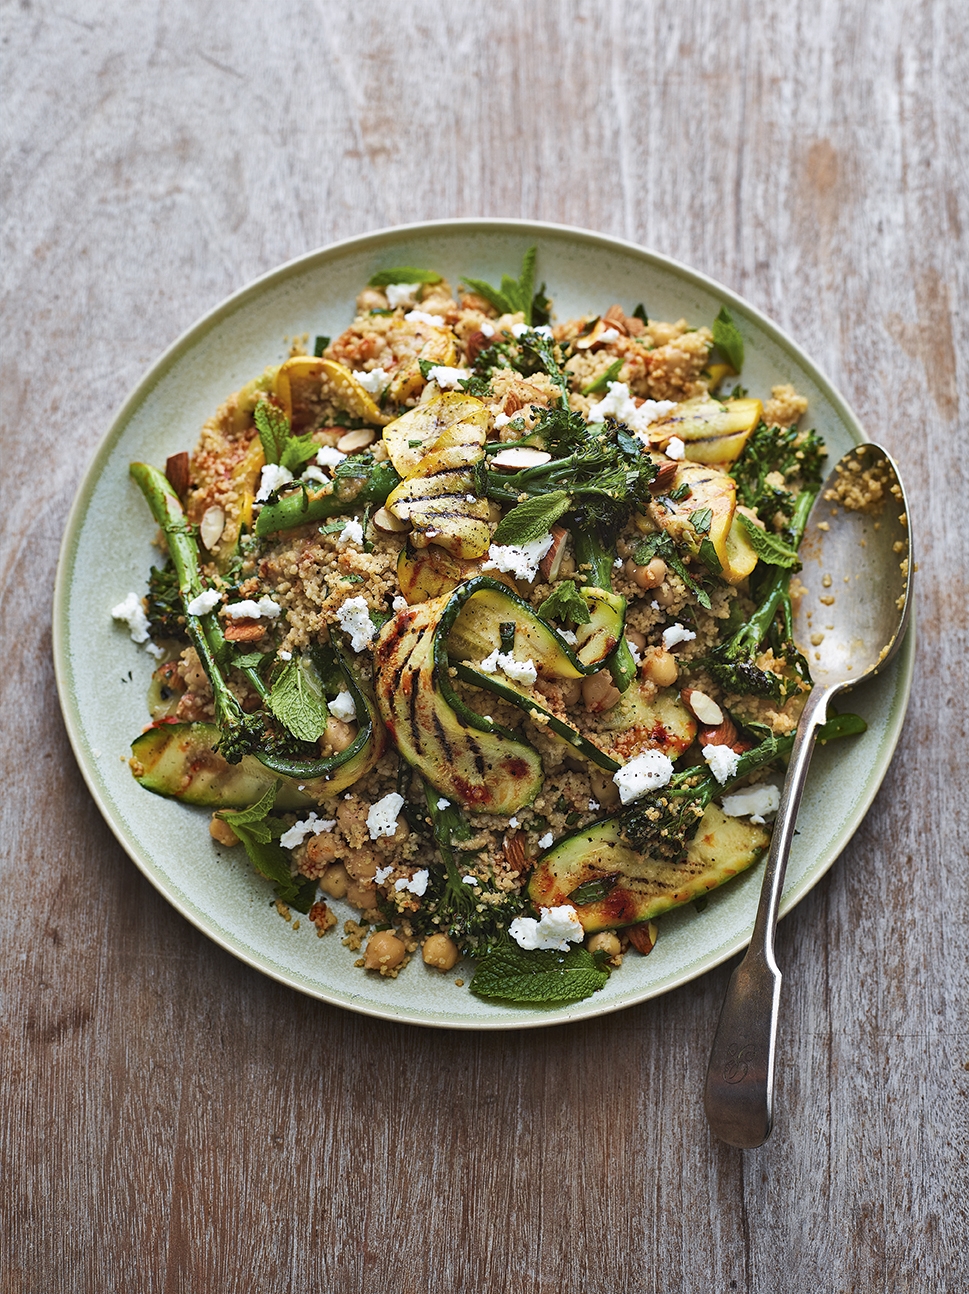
[52,220,914,1029]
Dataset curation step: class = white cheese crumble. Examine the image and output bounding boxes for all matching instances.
[366,791,405,840]
[278,650,292,661]
[587,382,677,436]
[703,744,742,784]
[478,649,537,687]
[509,905,584,952]
[625,637,642,665]
[111,592,151,643]
[662,622,696,650]
[720,783,780,823]
[483,534,554,582]
[337,518,364,546]
[665,435,686,461]
[613,749,675,804]
[224,597,282,620]
[462,874,479,886]
[395,869,429,896]
[559,628,578,645]
[405,309,445,326]
[301,466,328,485]
[374,865,394,885]
[316,445,347,470]
[336,596,375,651]
[352,367,391,396]
[279,814,336,849]
[508,816,520,829]
[426,365,470,390]
[186,588,221,617]
[327,689,357,722]
[537,831,554,849]
[385,282,421,308]
[392,595,409,612]
[511,322,553,339]
[493,411,520,429]
[255,463,294,502]
[598,326,620,343]
[588,799,600,811]
[480,321,495,338]
[145,641,164,660]
[436,797,450,810]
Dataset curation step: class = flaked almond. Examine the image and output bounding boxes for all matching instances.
[465,329,492,363]
[199,504,226,551]
[223,618,265,642]
[627,921,659,956]
[337,427,376,453]
[503,830,531,870]
[372,505,410,533]
[681,688,723,727]
[165,451,190,499]
[539,525,569,582]
[491,447,552,471]
[575,318,620,350]
[649,459,678,493]
[602,304,630,336]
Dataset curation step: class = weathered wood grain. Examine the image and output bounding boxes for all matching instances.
[2,1,966,1291]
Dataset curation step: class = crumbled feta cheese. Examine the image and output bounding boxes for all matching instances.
[625,638,642,665]
[587,382,677,435]
[327,689,357,722]
[145,641,164,660]
[559,628,578,645]
[478,648,500,674]
[508,816,520,829]
[588,799,600,811]
[394,869,429,896]
[426,365,470,390]
[650,600,660,611]
[374,865,394,885]
[483,534,554,582]
[405,309,445,326]
[279,814,337,849]
[301,466,328,485]
[352,367,391,396]
[511,322,553,340]
[366,791,404,840]
[477,648,537,687]
[537,832,554,849]
[316,445,347,470]
[493,412,518,429]
[336,596,375,651]
[665,436,686,461]
[480,321,495,338]
[385,282,421,308]
[613,556,623,569]
[111,592,151,643]
[703,744,742,785]
[462,874,479,886]
[186,588,221,616]
[337,518,364,546]
[662,622,696,650]
[278,650,292,661]
[436,798,450,810]
[509,905,584,952]
[255,462,294,502]
[392,595,409,612]
[224,597,282,620]
[720,783,780,823]
[598,327,620,343]
[613,749,675,804]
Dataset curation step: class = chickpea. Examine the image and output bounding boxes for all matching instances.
[209,816,240,847]
[322,717,356,753]
[559,677,583,708]
[363,929,407,971]
[318,862,350,899]
[641,647,678,688]
[374,816,409,852]
[345,877,378,911]
[582,669,621,713]
[654,581,678,608]
[625,556,668,590]
[306,833,342,870]
[587,931,621,958]
[625,628,647,652]
[422,933,460,971]
[589,768,620,809]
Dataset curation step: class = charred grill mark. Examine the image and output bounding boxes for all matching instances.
[431,709,455,764]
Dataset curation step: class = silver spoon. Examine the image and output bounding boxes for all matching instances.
[704,442,913,1148]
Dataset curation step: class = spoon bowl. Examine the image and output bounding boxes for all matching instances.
[704,442,912,1149]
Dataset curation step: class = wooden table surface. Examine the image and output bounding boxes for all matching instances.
[3,2,967,1290]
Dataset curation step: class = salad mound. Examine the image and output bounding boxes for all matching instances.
[115,249,858,1006]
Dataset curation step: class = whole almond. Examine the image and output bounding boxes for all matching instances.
[337,427,376,453]
[199,504,226,551]
[627,921,659,956]
[681,688,724,727]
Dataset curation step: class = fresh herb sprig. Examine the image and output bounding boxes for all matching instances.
[215,783,318,912]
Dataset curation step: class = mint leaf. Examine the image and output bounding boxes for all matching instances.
[231,650,266,671]
[461,246,539,323]
[532,282,552,327]
[633,533,712,610]
[492,490,572,546]
[280,431,321,473]
[253,402,290,465]
[633,303,648,325]
[368,267,442,287]
[217,782,280,831]
[537,578,592,626]
[582,358,623,396]
[470,940,609,1005]
[268,655,330,743]
[517,246,536,324]
[313,335,329,357]
[712,306,744,372]
[461,275,514,316]
[215,783,315,907]
[697,537,723,575]
[689,506,713,535]
[737,513,801,568]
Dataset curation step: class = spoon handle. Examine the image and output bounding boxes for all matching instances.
[703,686,830,1148]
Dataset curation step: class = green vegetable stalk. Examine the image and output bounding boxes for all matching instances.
[255,456,400,536]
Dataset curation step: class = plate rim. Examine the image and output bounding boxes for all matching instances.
[52,217,916,1029]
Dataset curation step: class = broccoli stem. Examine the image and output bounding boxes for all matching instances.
[129,463,264,762]
[254,460,400,537]
[572,527,637,692]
